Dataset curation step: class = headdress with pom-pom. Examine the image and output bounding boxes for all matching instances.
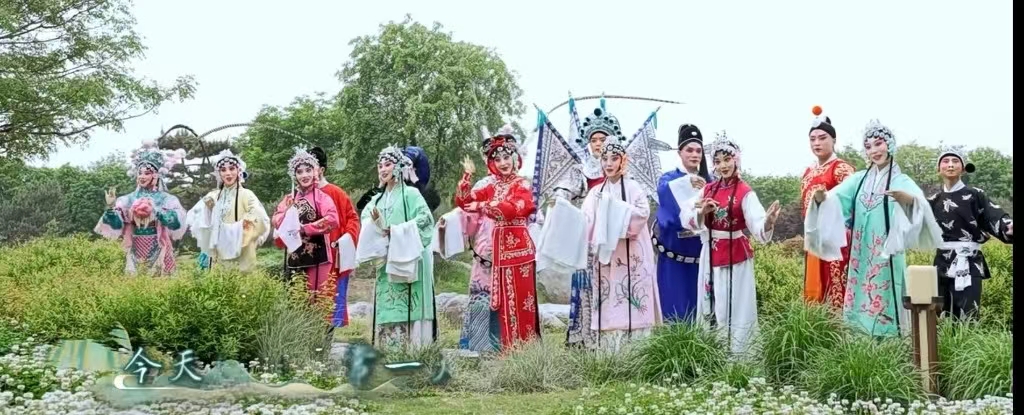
[599,134,628,158]
[377,145,418,184]
[287,149,320,180]
[708,130,741,158]
[861,119,897,160]
[484,124,520,159]
[936,143,976,174]
[809,105,837,139]
[127,140,186,191]
[211,149,247,184]
[577,107,624,149]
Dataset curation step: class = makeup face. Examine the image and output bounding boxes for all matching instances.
[713,152,737,178]
[679,142,704,171]
[601,152,623,177]
[219,163,239,186]
[493,153,515,175]
[377,160,395,184]
[864,138,890,167]
[589,132,608,156]
[939,155,963,180]
[137,166,157,189]
[295,164,317,189]
[809,129,835,159]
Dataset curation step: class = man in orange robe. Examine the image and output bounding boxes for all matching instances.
[800,107,855,309]
[308,146,361,328]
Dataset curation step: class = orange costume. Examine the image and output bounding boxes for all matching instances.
[801,107,855,308]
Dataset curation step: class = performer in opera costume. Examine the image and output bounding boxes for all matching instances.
[800,106,856,309]
[443,131,500,353]
[362,145,437,348]
[804,120,943,338]
[563,107,624,348]
[272,149,340,299]
[96,141,188,276]
[581,130,660,352]
[681,131,780,356]
[186,150,270,272]
[307,147,361,329]
[452,127,541,349]
[928,145,1013,320]
[653,123,712,323]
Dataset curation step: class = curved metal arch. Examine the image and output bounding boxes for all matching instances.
[548,94,684,114]
[155,122,310,178]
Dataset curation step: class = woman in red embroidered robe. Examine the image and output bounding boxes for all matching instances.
[800,106,855,309]
[453,127,540,349]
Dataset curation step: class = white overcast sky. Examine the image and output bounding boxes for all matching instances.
[41,0,1013,177]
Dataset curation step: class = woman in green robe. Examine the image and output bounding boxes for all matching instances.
[804,119,943,338]
[362,145,437,348]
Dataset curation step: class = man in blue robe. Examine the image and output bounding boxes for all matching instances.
[654,124,712,323]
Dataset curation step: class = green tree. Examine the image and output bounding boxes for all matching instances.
[235,94,343,204]
[335,16,526,195]
[0,0,196,160]
[965,147,1013,201]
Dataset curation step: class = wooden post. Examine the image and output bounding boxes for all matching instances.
[903,265,943,395]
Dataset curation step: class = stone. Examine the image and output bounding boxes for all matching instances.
[536,268,572,304]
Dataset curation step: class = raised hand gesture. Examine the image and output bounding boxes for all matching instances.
[689,175,707,190]
[462,156,476,175]
[104,187,117,207]
[765,200,782,229]
[698,198,719,216]
[812,188,826,204]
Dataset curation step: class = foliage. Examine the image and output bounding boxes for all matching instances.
[0,180,69,243]
[937,319,1013,400]
[335,16,526,195]
[630,322,727,385]
[0,237,326,364]
[235,94,344,204]
[758,301,844,386]
[800,334,925,403]
[0,0,196,160]
[489,339,584,393]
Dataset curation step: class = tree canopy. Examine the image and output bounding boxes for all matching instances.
[0,0,196,160]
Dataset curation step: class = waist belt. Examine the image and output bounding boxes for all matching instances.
[650,222,699,263]
[940,241,980,292]
[711,230,745,240]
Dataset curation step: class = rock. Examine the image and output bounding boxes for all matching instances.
[541,312,566,329]
[536,268,572,304]
[439,294,469,323]
[538,303,571,323]
[348,302,373,319]
[435,292,458,308]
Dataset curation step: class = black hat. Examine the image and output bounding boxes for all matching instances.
[308,146,328,169]
[677,123,710,180]
[809,106,837,138]
[937,145,976,174]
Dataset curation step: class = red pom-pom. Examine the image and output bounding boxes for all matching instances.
[812,105,823,116]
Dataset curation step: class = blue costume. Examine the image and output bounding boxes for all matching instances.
[653,124,711,323]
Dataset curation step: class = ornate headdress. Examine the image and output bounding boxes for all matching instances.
[936,143,976,173]
[484,124,520,159]
[600,135,628,158]
[377,145,418,184]
[211,149,247,184]
[809,105,837,138]
[861,119,897,159]
[127,140,186,191]
[577,108,624,149]
[287,149,320,180]
[708,130,741,158]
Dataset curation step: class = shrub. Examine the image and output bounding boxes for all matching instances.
[801,334,925,403]
[631,323,726,385]
[758,301,844,386]
[938,319,1013,400]
[490,339,584,393]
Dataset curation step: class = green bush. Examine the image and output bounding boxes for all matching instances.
[938,319,1013,400]
[0,236,325,364]
[801,334,925,403]
[758,301,844,386]
[631,322,727,385]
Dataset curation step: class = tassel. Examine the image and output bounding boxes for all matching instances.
[600,93,606,112]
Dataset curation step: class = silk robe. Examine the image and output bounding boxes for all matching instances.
[187,184,270,272]
[272,187,339,298]
[95,188,186,276]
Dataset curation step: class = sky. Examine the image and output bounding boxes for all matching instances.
[40,0,1013,177]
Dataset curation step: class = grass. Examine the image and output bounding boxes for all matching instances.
[366,390,580,414]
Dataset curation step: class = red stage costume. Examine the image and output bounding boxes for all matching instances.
[454,127,541,349]
[306,147,361,328]
[800,107,855,309]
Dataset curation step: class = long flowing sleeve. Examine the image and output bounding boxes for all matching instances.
[656,175,682,231]
[271,195,291,249]
[481,179,535,222]
[241,189,271,247]
[335,187,362,247]
[302,192,339,236]
[680,188,707,233]
[95,196,130,239]
[975,188,1013,244]
[581,187,600,248]
[626,180,651,238]
[880,175,944,257]
[404,187,436,248]
[804,170,863,260]
[741,191,774,244]
[159,195,188,241]
[454,172,495,209]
